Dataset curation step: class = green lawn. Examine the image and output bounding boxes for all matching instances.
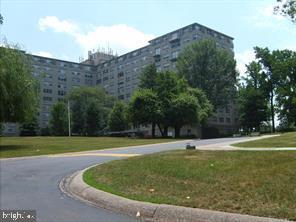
[233,132,296,148]
[84,150,296,221]
[0,137,177,158]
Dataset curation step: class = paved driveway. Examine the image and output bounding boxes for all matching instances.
[0,137,263,222]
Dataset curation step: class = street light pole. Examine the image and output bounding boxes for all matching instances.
[68,100,71,137]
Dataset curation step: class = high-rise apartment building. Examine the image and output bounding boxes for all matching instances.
[3,23,239,136]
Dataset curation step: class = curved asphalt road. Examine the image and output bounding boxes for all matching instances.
[0,137,255,222]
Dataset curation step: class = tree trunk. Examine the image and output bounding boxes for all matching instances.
[157,123,164,137]
[151,122,156,138]
[174,126,181,138]
[164,126,168,137]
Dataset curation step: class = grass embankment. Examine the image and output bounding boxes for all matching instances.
[84,150,296,220]
[234,132,296,148]
[0,137,177,158]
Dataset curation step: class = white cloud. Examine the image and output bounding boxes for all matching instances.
[39,16,79,34]
[38,16,155,57]
[244,1,295,34]
[75,24,154,55]
[33,51,54,58]
[235,49,256,77]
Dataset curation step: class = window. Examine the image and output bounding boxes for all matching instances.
[43,97,52,101]
[44,82,52,87]
[58,91,66,96]
[118,95,124,100]
[118,72,124,78]
[226,118,231,123]
[58,84,66,89]
[72,77,80,83]
[171,41,180,48]
[103,76,109,81]
[45,74,52,79]
[212,117,217,122]
[155,48,161,55]
[171,51,179,60]
[72,72,80,76]
[58,76,67,82]
[96,79,102,84]
[43,89,52,94]
[171,32,178,41]
[219,117,224,123]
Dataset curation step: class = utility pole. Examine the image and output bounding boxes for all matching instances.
[68,100,71,137]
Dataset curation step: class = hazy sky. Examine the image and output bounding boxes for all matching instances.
[1,0,295,75]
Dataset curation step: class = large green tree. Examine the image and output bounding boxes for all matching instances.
[273,49,296,126]
[130,71,212,138]
[237,61,269,132]
[85,99,104,136]
[69,86,114,136]
[139,64,158,90]
[238,87,269,132]
[0,44,39,123]
[254,47,281,132]
[274,0,296,23]
[177,39,238,109]
[108,101,129,132]
[49,101,68,136]
[169,89,212,138]
[128,89,161,137]
[19,116,39,136]
[241,48,296,131]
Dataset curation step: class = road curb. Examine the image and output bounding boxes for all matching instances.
[60,167,291,222]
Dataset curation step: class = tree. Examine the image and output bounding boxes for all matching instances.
[238,87,269,132]
[130,71,212,138]
[139,64,158,89]
[20,116,39,136]
[274,0,296,23]
[177,39,238,109]
[254,47,279,133]
[128,89,161,137]
[49,101,68,136]
[237,61,269,132]
[69,86,114,136]
[86,99,103,136]
[0,14,3,25]
[273,49,296,126]
[154,71,188,135]
[0,44,39,123]
[108,101,129,132]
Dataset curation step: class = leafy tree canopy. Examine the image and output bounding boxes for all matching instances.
[274,0,296,23]
[0,13,3,25]
[0,44,39,123]
[68,86,114,136]
[130,70,212,137]
[49,101,68,136]
[177,38,238,109]
[108,101,129,132]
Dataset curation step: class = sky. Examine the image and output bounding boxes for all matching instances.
[1,0,295,76]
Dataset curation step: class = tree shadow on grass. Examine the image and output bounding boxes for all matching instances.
[0,145,30,152]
